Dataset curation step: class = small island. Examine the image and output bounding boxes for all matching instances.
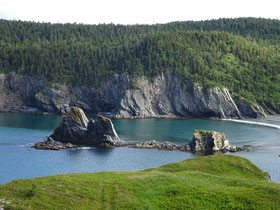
[33,107,244,153]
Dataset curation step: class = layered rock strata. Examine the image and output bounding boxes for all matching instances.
[0,72,267,119]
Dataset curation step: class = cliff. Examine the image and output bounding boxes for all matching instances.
[0,72,267,119]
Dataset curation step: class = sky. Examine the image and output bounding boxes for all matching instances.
[0,0,280,25]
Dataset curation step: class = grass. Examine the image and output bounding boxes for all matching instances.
[0,155,279,209]
[194,130,224,134]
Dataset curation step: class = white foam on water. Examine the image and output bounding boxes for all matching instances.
[78,147,92,150]
[222,119,280,130]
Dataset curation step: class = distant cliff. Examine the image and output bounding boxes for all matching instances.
[0,72,267,119]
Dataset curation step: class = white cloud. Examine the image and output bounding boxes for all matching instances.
[0,0,279,24]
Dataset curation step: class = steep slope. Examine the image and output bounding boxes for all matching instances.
[0,155,278,209]
[0,21,280,115]
[0,72,266,118]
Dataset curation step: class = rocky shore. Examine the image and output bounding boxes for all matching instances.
[132,131,244,153]
[33,107,246,153]
[32,137,78,150]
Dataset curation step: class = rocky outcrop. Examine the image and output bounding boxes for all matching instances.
[134,140,180,150]
[32,137,78,150]
[114,73,244,119]
[0,72,46,113]
[33,108,244,153]
[189,130,239,152]
[49,107,125,146]
[132,130,243,153]
[236,100,267,118]
[0,72,268,119]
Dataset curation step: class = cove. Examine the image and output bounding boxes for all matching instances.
[0,113,280,184]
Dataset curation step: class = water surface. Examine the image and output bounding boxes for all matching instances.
[0,113,279,184]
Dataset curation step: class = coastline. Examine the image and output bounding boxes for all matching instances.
[222,115,280,130]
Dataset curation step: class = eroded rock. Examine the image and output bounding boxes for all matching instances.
[32,137,78,150]
[0,72,269,118]
[133,140,179,150]
[188,130,240,152]
[49,107,125,146]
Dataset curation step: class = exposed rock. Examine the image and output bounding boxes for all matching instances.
[32,137,78,150]
[264,173,272,182]
[33,111,246,153]
[188,130,240,152]
[0,72,268,119]
[236,100,267,118]
[133,140,179,150]
[115,73,243,119]
[86,115,121,145]
[50,107,126,146]
[132,135,243,153]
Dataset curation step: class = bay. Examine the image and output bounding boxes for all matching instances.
[0,113,279,184]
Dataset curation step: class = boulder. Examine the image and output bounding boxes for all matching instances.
[189,130,234,151]
[133,140,179,150]
[32,137,78,150]
[49,107,125,146]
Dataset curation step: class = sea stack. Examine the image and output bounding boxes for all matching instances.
[49,107,125,146]
[189,130,237,152]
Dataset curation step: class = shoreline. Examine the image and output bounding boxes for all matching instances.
[2,109,277,120]
[222,116,280,130]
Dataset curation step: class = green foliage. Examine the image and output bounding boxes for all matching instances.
[0,155,279,209]
[0,18,280,110]
[194,130,224,135]
[24,183,37,198]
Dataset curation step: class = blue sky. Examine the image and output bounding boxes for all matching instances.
[0,0,279,24]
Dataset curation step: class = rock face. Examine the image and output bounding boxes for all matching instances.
[50,107,124,146]
[189,130,238,152]
[0,71,268,118]
[236,100,267,118]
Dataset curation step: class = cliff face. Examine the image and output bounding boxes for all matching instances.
[0,72,267,119]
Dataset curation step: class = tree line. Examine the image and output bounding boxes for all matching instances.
[0,18,279,110]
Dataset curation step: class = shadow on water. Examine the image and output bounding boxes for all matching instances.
[192,150,225,156]
[0,113,61,130]
[90,147,114,156]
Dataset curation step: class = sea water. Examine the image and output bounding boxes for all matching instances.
[0,113,279,184]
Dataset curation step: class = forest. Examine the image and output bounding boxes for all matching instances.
[0,17,280,110]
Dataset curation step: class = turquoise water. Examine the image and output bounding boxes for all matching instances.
[0,113,280,184]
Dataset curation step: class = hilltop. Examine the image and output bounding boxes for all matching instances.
[0,155,279,209]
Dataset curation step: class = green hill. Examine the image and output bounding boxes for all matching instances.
[0,18,280,111]
[0,155,279,209]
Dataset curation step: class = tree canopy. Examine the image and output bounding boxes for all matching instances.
[0,18,280,110]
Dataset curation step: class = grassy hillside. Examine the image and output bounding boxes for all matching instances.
[0,155,279,209]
